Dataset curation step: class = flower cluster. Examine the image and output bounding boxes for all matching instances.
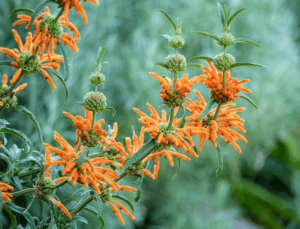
[0,182,14,203]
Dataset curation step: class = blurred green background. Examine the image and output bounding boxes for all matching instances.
[1,0,300,228]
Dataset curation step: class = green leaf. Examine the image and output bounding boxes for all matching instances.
[223,4,228,21]
[99,216,105,229]
[154,62,168,70]
[95,194,103,218]
[45,68,68,101]
[65,187,90,202]
[0,190,2,212]
[217,3,225,24]
[188,56,214,62]
[159,10,176,31]
[234,37,261,48]
[161,34,172,40]
[134,188,142,202]
[192,31,221,43]
[13,105,43,151]
[97,47,106,66]
[104,107,116,116]
[227,8,245,26]
[12,176,22,190]
[76,102,84,107]
[239,92,258,111]
[122,137,128,152]
[178,107,186,128]
[230,62,266,69]
[77,148,88,165]
[10,8,33,16]
[172,158,181,179]
[6,202,36,228]
[112,195,134,212]
[30,0,53,27]
[3,205,16,229]
[124,139,157,170]
[198,100,216,120]
[187,63,201,68]
[73,215,88,225]
[57,40,69,81]
[216,143,223,177]
[0,127,32,151]
[0,60,12,67]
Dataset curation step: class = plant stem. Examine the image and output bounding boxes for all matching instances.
[92,111,96,128]
[71,195,95,214]
[222,46,227,88]
[44,178,69,190]
[11,188,35,198]
[168,108,175,129]
[213,103,221,120]
[54,7,64,22]
[18,168,40,178]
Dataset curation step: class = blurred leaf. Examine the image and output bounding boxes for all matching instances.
[112,195,134,212]
[104,107,116,116]
[178,107,186,128]
[13,105,43,151]
[239,93,258,111]
[134,188,142,202]
[0,127,32,151]
[3,205,16,229]
[73,215,88,225]
[65,187,90,202]
[227,8,245,26]
[99,216,105,229]
[57,40,69,81]
[10,8,33,16]
[188,56,213,62]
[172,158,181,179]
[217,3,225,24]
[234,37,261,47]
[154,62,168,70]
[192,31,221,43]
[159,10,176,31]
[230,62,266,69]
[0,60,13,67]
[95,194,103,218]
[30,0,53,27]
[45,68,68,101]
[12,176,22,189]
[215,143,223,177]
[77,147,88,164]
[97,46,106,66]
[6,202,36,228]
[161,34,172,40]
[187,63,201,68]
[198,100,215,120]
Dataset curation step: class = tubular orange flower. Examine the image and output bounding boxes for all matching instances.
[198,61,252,104]
[48,197,72,218]
[150,72,199,107]
[13,7,80,57]
[0,182,14,203]
[184,90,247,153]
[107,199,135,224]
[63,108,107,147]
[56,0,99,24]
[0,30,63,89]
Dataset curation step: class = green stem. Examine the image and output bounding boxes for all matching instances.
[114,172,127,183]
[213,103,221,120]
[44,178,69,190]
[11,188,35,198]
[95,85,98,92]
[168,108,175,129]
[18,168,40,178]
[222,46,227,88]
[92,111,96,128]
[71,195,95,215]
[54,7,64,22]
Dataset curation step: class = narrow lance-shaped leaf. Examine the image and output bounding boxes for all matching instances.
[46,68,69,101]
[57,40,69,81]
[234,37,261,48]
[112,195,134,212]
[0,60,13,67]
[13,105,43,152]
[239,92,258,111]
[223,4,228,21]
[161,34,172,40]
[188,56,214,62]
[30,0,53,27]
[104,107,116,116]
[230,62,267,69]
[154,62,168,70]
[193,31,221,43]
[172,158,181,179]
[0,127,32,152]
[77,147,88,164]
[10,8,33,16]
[178,107,186,128]
[3,205,16,228]
[216,143,223,177]
[6,202,36,229]
[96,46,105,68]
[198,100,216,121]
[95,193,103,217]
[187,63,201,69]
[227,8,245,26]
[99,216,105,229]
[124,139,157,170]
[217,3,225,24]
[134,189,142,202]
[159,10,176,31]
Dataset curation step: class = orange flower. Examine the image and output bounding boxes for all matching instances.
[57,0,99,24]
[133,103,204,179]
[13,7,80,58]
[0,182,14,203]
[43,132,121,194]
[64,108,107,148]
[107,199,135,224]
[48,197,72,218]
[0,29,63,89]
[184,90,247,153]
[149,72,199,107]
[198,61,252,104]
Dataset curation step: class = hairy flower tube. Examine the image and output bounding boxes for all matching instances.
[13,7,80,57]
[43,132,122,194]
[0,182,14,203]
[198,61,251,104]
[0,30,63,89]
[149,72,199,108]
[64,108,107,147]
[48,197,72,219]
[184,90,247,153]
[0,74,27,109]
[55,0,99,24]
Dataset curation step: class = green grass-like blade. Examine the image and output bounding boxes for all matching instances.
[188,56,214,62]
[234,37,261,47]
[193,31,221,43]
[3,205,16,229]
[227,8,245,26]
[10,8,33,16]
[112,195,134,212]
[159,10,176,31]
[105,107,116,116]
[6,202,36,229]
[230,62,266,69]
[154,62,168,70]
[239,92,258,111]
[216,143,223,177]
[46,68,69,101]
[187,63,201,68]
[30,0,53,27]
[198,100,216,120]
[0,127,32,152]
[178,107,186,128]
[57,40,69,81]
[217,3,225,24]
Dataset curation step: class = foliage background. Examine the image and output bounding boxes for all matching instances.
[0,0,300,228]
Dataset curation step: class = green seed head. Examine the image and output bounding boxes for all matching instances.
[80,130,101,147]
[0,85,18,109]
[218,33,235,47]
[18,51,41,75]
[213,52,236,71]
[168,36,185,49]
[89,71,105,85]
[165,54,186,73]
[40,15,63,37]
[83,91,107,112]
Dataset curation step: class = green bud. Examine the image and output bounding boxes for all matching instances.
[40,15,63,37]
[165,54,186,73]
[83,91,107,112]
[18,51,41,75]
[0,85,18,109]
[43,177,55,195]
[218,33,235,47]
[168,36,185,49]
[89,71,105,85]
[213,52,236,71]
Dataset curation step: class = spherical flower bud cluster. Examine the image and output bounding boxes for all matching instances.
[218,33,235,47]
[168,36,185,49]
[213,52,236,71]
[40,15,64,37]
[125,161,145,176]
[34,177,55,198]
[165,54,186,73]
[99,145,118,161]
[160,88,185,108]
[18,51,41,75]
[83,91,107,112]
[0,85,17,109]
[89,71,105,85]
[80,129,101,147]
